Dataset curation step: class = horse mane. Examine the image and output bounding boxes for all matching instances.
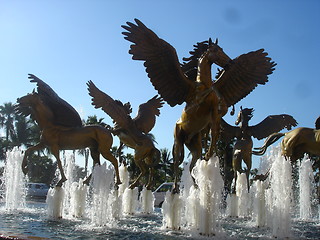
[241,107,254,121]
[315,116,320,129]
[181,41,209,81]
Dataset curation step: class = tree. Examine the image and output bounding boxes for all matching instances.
[0,102,16,151]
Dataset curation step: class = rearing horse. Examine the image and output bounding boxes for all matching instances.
[16,74,122,187]
[220,107,297,192]
[122,19,276,192]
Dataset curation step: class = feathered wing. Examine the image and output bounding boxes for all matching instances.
[28,74,82,127]
[248,114,298,140]
[133,95,164,134]
[87,80,132,129]
[122,18,196,106]
[219,118,242,144]
[214,49,276,107]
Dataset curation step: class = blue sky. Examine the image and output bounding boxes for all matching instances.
[1,0,319,170]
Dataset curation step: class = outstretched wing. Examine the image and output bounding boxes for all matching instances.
[122,18,195,107]
[87,80,132,129]
[133,95,164,134]
[28,74,82,128]
[248,114,298,140]
[219,118,241,144]
[214,49,276,107]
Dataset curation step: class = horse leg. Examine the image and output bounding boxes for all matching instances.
[205,114,221,160]
[22,142,45,175]
[232,150,242,193]
[186,133,202,187]
[100,149,122,186]
[243,154,252,192]
[82,147,101,185]
[129,153,147,189]
[145,148,160,190]
[172,125,185,193]
[51,146,67,187]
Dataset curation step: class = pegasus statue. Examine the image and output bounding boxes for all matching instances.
[253,116,320,163]
[16,74,121,187]
[87,80,164,190]
[220,107,297,192]
[122,19,276,192]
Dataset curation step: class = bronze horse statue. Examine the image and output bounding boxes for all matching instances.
[220,107,297,192]
[122,19,276,192]
[87,80,164,190]
[16,74,121,187]
[253,117,320,162]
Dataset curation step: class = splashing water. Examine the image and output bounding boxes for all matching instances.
[162,156,224,236]
[265,148,293,238]
[139,187,154,214]
[235,172,250,218]
[46,186,65,219]
[193,156,224,236]
[122,187,139,215]
[299,155,315,220]
[89,162,119,226]
[3,148,26,210]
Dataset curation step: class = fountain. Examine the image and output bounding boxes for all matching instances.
[298,155,316,220]
[0,147,319,239]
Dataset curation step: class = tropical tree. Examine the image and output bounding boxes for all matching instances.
[0,102,16,151]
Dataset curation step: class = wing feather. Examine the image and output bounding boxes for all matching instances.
[133,95,164,133]
[87,81,132,128]
[219,119,242,143]
[122,19,195,106]
[214,49,276,107]
[249,114,298,140]
[28,74,82,128]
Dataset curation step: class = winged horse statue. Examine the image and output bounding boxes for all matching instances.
[220,107,297,192]
[253,116,320,162]
[122,19,276,192]
[87,81,164,190]
[16,74,121,187]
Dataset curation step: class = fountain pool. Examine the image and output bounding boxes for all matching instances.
[0,201,319,239]
[0,148,319,239]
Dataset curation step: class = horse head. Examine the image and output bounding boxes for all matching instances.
[16,92,53,128]
[204,38,232,68]
[235,107,254,126]
[17,91,40,108]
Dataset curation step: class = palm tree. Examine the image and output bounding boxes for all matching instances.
[159,148,174,181]
[0,102,16,151]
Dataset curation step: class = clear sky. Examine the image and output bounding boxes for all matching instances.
[1,0,319,170]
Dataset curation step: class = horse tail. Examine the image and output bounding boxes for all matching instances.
[150,148,161,167]
[252,132,285,155]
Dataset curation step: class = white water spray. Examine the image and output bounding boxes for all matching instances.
[139,187,154,214]
[122,187,139,215]
[46,187,65,219]
[3,148,26,210]
[299,155,315,220]
[266,148,293,238]
[89,162,119,226]
[193,156,224,236]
